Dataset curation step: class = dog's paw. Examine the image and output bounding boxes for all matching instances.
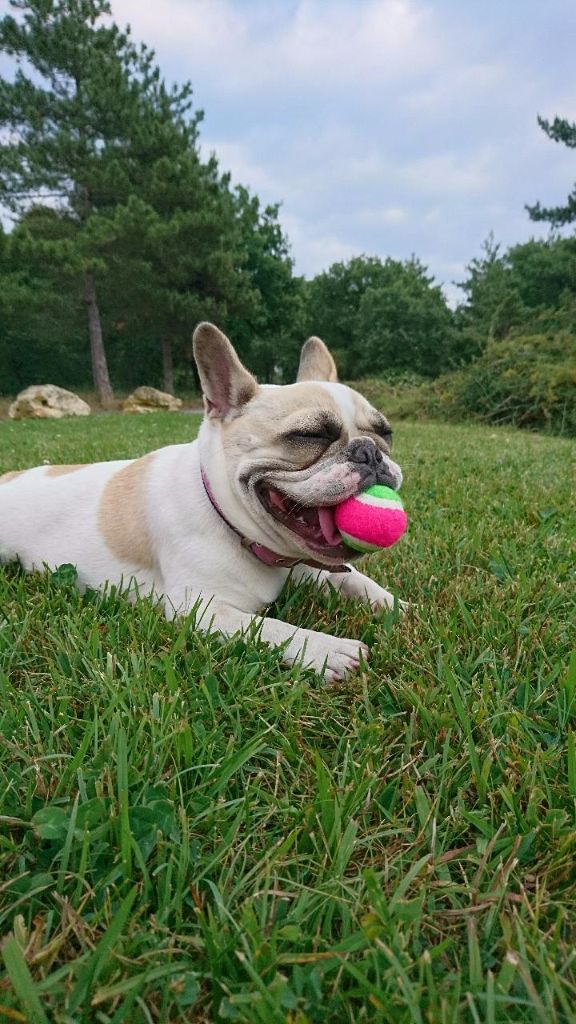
[298,632,369,682]
[358,579,406,614]
[372,592,409,615]
[339,572,405,614]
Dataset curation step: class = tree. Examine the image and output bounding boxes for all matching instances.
[90,168,255,395]
[304,255,453,378]
[225,188,306,383]
[508,236,576,310]
[527,116,576,227]
[0,211,90,392]
[0,0,204,403]
[455,234,523,348]
[357,259,454,377]
[455,234,576,353]
[304,256,389,376]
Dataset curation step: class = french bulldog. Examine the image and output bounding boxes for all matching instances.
[0,323,403,681]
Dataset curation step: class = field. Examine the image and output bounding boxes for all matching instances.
[1,413,575,1023]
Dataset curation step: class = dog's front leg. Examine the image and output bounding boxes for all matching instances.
[292,564,403,613]
[210,603,368,682]
[165,592,368,682]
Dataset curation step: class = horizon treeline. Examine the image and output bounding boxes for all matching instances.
[1,0,575,406]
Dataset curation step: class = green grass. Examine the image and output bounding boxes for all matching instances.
[1,414,575,1023]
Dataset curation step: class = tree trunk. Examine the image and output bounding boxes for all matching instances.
[83,271,114,407]
[161,335,175,395]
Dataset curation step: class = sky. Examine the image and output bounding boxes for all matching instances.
[3,0,576,304]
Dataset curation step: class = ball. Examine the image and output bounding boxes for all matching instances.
[334,485,407,553]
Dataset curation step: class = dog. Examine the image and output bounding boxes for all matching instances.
[0,323,403,681]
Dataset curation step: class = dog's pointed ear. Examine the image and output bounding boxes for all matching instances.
[296,336,338,383]
[193,323,258,419]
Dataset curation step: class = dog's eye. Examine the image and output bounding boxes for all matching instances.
[372,424,393,445]
[287,431,334,444]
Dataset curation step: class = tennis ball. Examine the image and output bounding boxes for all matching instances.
[334,485,407,553]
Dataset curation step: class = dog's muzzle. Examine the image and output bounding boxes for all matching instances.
[346,437,398,489]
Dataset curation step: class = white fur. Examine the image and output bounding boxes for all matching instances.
[1,350,404,681]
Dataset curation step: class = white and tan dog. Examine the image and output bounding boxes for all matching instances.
[0,324,403,681]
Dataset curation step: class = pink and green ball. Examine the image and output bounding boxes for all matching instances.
[334,485,407,553]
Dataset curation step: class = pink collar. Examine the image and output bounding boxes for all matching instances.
[200,466,349,573]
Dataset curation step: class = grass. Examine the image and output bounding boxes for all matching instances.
[0,412,575,1023]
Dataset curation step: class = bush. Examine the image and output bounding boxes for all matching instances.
[447,332,576,435]
[353,332,576,437]
[348,373,432,421]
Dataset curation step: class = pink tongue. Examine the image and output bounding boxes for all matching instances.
[318,507,341,547]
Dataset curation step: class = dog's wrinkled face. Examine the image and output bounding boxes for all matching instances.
[193,323,403,566]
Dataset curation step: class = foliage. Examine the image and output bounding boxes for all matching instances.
[304,255,455,378]
[0,0,257,400]
[447,331,576,435]
[354,329,576,438]
[1,413,575,1020]
[455,235,576,345]
[224,187,306,383]
[455,234,521,347]
[345,373,430,423]
[527,115,576,226]
[0,217,89,391]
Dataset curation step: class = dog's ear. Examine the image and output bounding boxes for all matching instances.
[193,323,258,419]
[296,336,338,383]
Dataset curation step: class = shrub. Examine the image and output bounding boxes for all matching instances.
[447,332,576,435]
[353,332,576,437]
[348,373,432,421]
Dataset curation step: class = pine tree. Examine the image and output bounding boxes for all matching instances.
[103,163,256,395]
[0,0,203,403]
[527,116,576,227]
[227,187,305,382]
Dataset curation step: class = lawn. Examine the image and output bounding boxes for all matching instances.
[1,413,575,1023]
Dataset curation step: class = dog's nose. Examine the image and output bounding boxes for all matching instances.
[347,436,399,488]
[347,437,384,468]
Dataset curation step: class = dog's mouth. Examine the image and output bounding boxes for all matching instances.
[257,485,356,561]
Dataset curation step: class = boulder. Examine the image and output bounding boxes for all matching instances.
[9,385,91,420]
[123,386,183,414]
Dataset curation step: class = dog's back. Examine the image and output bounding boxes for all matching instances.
[0,460,145,588]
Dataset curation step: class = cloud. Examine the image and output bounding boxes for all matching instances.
[201,138,279,197]
[114,0,441,96]
[3,0,572,301]
[106,1,576,296]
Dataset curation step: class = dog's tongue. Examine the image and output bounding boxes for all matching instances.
[318,507,341,547]
[267,489,342,548]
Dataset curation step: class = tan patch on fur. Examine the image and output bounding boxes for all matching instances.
[98,456,155,570]
[0,470,25,484]
[45,464,86,478]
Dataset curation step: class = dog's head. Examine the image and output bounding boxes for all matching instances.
[193,322,403,566]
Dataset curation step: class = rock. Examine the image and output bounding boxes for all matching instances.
[9,385,91,420]
[122,386,183,414]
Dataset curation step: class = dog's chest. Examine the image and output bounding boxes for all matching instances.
[202,540,289,613]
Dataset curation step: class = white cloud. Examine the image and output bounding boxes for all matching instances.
[114,0,441,95]
[201,138,278,197]
[401,149,496,196]
[108,0,576,297]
